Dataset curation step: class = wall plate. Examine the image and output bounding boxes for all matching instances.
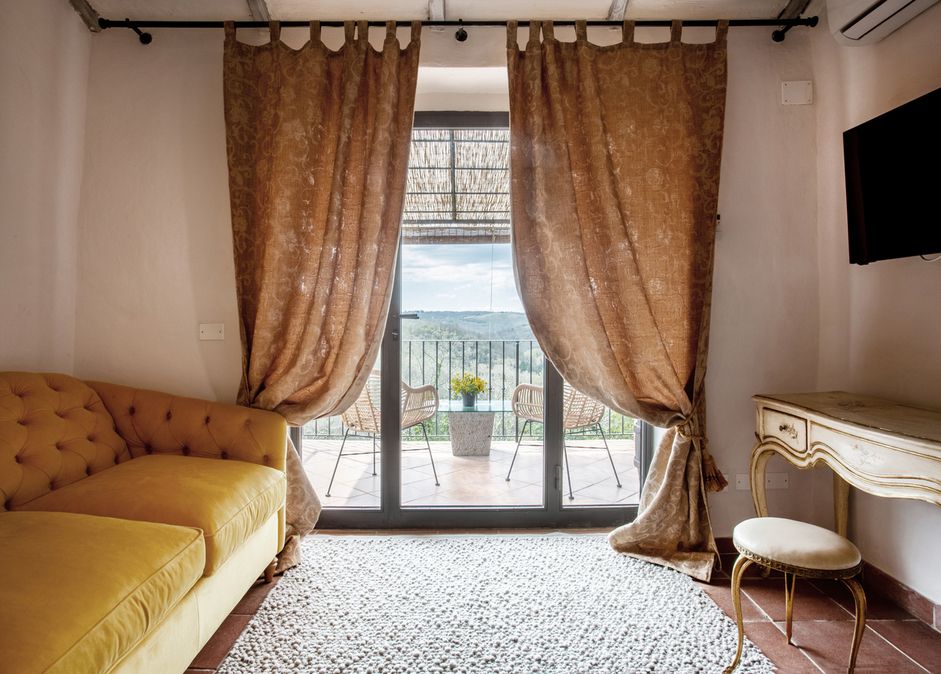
[782,80,814,105]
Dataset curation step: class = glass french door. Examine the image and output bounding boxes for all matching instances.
[309,112,649,528]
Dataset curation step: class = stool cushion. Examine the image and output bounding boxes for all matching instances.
[733,517,861,572]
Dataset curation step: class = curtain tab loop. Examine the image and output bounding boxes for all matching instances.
[715,20,729,43]
[526,21,541,47]
[622,20,635,44]
[542,21,555,40]
[506,20,518,49]
[670,19,682,43]
[269,20,280,42]
[410,20,421,43]
[343,21,355,43]
[574,20,587,42]
[384,21,396,43]
[309,20,321,43]
[357,20,369,42]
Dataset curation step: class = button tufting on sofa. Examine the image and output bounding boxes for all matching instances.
[129,406,136,415]
[205,416,211,424]
[182,446,190,456]
[166,411,172,420]
[221,451,229,459]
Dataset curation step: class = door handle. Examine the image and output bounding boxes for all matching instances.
[398,313,420,320]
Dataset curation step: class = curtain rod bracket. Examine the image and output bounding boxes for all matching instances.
[455,19,468,42]
[103,17,153,44]
[772,14,817,42]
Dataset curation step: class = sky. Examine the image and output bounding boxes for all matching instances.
[401,244,525,313]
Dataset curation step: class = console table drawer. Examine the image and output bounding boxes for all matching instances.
[760,408,807,452]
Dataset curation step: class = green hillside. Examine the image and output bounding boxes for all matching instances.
[401,311,535,341]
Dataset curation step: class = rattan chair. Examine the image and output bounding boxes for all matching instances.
[506,383,622,499]
[325,371,439,496]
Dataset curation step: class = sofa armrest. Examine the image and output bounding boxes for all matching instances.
[87,381,287,473]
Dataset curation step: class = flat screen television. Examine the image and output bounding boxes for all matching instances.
[843,86,941,265]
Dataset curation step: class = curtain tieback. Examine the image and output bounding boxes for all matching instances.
[676,411,728,494]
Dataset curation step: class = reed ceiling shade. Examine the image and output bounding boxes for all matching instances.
[402,128,511,244]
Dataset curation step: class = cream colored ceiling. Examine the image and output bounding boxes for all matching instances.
[88,0,791,21]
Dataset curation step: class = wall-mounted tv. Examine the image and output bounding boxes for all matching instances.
[843,86,941,265]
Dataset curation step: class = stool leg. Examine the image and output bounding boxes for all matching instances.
[784,572,797,643]
[724,554,755,674]
[841,576,867,674]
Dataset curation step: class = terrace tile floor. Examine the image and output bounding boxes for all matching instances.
[301,438,640,508]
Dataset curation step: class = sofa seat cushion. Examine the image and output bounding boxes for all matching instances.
[20,454,285,575]
[0,511,204,674]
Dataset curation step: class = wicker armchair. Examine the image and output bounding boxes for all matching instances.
[506,383,622,499]
[325,371,440,497]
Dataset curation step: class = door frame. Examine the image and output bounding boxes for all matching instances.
[316,111,649,529]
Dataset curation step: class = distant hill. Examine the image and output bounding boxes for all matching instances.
[401,311,535,341]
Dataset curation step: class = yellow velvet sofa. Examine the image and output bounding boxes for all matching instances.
[0,372,288,673]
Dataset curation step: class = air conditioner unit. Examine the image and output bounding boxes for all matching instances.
[827,0,939,44]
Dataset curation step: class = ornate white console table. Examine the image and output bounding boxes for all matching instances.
[750,391,941,536]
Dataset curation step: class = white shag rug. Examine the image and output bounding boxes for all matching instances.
[219,535,773,674]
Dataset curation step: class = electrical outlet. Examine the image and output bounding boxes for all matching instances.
[735,474,750,491]
[765,472,790,490]
[199,323,225,341]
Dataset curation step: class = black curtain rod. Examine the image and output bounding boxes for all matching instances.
[99,17,818,30]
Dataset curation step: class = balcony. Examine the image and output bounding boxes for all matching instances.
[302,339,640,509]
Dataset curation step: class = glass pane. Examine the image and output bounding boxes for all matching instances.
[558,378,641,507]
[302,361,381,509]
[400,243,544,507]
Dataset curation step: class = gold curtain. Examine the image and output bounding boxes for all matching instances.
[507,20,728,581]
[224,21,421,569]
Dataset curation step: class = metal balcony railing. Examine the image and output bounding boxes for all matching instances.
[303,340,636,442]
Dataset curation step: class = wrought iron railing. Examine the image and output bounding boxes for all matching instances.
[302,339,635,441]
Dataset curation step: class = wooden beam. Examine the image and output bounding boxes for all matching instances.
[606,0,630,21]
[428,0,446,21]
[245,0,270,21]
[68,0,101,32]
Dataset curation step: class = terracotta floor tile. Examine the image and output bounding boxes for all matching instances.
[811,579,915,621]
[786,621,926,673]
[189,614,251,670]
[740,622,822,673]
[868,619,941,672]
[697,578,767,623]
[231,578,279,615]
[743,577,850,622]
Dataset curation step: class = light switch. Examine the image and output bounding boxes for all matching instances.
[199,323,225,341]
[781,81,813,105]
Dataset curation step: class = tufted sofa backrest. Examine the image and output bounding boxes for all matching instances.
[88,381,286,471]
[0,372,131,510]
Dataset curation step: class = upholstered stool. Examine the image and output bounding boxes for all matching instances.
[724,517,867,674]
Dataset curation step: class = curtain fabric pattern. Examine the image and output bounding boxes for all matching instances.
[506,21,728,581]
[224,21,421,569]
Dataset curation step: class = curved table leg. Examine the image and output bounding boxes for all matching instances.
[749,444,778,519]
[833,472,850,538]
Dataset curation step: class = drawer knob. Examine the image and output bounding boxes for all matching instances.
[778,422,798,439]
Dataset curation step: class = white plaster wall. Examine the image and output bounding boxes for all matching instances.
[0,1,90,373]
[812,3,941,603]
[74,29,243,401]
[706,28,822,535]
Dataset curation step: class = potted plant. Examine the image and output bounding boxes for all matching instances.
[451,372,486,409]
